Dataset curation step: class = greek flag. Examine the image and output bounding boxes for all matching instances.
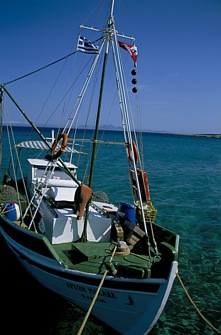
[77,36,99,54]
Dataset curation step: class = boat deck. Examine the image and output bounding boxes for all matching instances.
[53,241,156,279]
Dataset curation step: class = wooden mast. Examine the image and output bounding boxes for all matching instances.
[80,0,115,242]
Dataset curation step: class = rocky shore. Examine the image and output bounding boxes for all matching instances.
[192,134,221,138]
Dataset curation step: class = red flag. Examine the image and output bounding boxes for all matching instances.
[118,40,138,67]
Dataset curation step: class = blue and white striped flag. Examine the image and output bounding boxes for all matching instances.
[77,36,99,54]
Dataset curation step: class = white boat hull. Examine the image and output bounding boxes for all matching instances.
[0,221,178,335]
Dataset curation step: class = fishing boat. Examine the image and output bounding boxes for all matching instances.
[0,1,179,334]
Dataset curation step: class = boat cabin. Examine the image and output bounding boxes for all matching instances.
[26,158,117,244]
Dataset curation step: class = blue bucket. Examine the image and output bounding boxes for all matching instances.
[117,202,136,224]
[3,203,20,221]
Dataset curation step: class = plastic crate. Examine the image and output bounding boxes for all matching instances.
[135,200,157,224]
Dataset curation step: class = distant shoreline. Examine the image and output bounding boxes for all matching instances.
[187,134,221,138]
[2,124,221,138]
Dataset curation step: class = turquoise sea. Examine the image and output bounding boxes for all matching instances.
[0,127,220,335]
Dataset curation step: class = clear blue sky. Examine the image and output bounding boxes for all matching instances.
[1,0,221,134]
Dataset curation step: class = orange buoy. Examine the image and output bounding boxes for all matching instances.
[51,133,68,159]
[128,140,139,163]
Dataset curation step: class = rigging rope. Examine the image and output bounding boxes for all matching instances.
[2,51,78,86]
[176,273,221,334]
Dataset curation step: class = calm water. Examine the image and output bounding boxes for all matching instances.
[0,127,220,335]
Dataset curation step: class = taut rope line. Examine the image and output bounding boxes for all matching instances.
[77,245,118,335]
[176,273,221,334]
[2,51,77,86]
